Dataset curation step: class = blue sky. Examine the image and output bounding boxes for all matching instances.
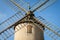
[0,0,60,40]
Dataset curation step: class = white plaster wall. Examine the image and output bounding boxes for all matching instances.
[14,23,44,40]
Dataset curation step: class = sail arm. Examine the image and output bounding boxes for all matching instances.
[32,0,49,12]
[10,0,27,13]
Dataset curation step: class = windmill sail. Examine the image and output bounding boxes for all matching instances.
[32,0,56,12]
[10,0,27,13]
[0,11,24,30]
[3,0,28,13]
[0,11,26,40]
[36,16,60,40]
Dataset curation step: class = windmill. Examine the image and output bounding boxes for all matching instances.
[0,0,60,40]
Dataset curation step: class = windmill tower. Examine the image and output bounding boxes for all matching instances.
[14,11,44,40]
[0,0,60,40]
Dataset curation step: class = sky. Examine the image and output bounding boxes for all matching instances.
[0,0,60,40]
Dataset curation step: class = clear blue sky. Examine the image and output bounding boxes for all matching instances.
[0,0,60,40]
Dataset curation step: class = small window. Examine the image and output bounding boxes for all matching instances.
[27,25,32,33]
